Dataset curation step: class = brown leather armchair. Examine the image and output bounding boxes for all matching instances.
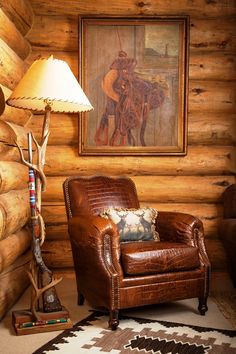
[63,175,210,330]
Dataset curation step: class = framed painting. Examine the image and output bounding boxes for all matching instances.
[79,16,189,155]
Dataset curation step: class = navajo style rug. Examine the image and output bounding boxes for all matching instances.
[33,310,236,354]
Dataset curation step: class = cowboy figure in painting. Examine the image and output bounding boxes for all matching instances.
[94,50,169,147]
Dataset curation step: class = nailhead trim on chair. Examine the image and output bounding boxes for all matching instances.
[194,228,211,299]
[103,234,120,309]
[63,175,140,218]
[63,176,74,218]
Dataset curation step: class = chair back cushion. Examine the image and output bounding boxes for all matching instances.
[63,175,140,218]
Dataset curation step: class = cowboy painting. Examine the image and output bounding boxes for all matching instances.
[79,17,188,155]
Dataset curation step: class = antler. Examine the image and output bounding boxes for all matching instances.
[14,139,47,191]
[31,132,49,170]
[27,270,62,321]
[31,133,49,191]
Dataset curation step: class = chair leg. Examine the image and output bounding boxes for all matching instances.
[198,297,208,315]
[108,309,119,330]
[78,291,85,306]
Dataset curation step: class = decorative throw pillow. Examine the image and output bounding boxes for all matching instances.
[100,207,160,242]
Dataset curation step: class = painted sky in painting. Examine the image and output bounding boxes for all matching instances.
[145,24,179,56]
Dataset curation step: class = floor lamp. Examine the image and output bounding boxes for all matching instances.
[6,56,93,335]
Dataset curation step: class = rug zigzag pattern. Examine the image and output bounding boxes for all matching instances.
[33,310,236,354]
[125,334,211,354]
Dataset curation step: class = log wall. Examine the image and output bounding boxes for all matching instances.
[0,1,235,318]
[25,1,236,279]
[0,0,34,319]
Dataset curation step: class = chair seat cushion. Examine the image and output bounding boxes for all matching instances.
[121,241,200,276]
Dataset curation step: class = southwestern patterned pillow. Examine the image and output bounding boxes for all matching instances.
[100,207,160,242]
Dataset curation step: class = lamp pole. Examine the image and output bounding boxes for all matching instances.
[6,56,93,334]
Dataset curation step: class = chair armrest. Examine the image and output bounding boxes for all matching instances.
[157,211,210,271]
[156,211,203,245]
[68,215,123,308]
[68,214,119,244]
[68,215,122,273]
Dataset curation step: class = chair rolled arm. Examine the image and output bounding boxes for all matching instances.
[68,214,119,244]
[68,214,123,289]
[157,211,210,272]
[156,211,204,245]
[68,215,124,309]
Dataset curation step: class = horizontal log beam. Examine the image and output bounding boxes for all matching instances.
[0,9,31,60]
[0,0,34,35]
[0,39,26,91]
[43,145,236,176]
[0,161,28,193]
[42,175,235,203]
[0,85,32,126]
[0,189,30,239]
[27,15,236,54]
[0,120,29,148]
[0,142,24,162]
[189,52,236,81]
[42,203,67,223]
[134,176,234,203]
[26,112,78,146]
[190,18,236,52]
[42,202,223,239]
[29,0,236,18]
[0,251,30,320]
[189,80,236,113]
[45,224,68,241]
[26,15,78,52]
[27,14,236,55]
[42,240,73,268]
[0,227,31,273]
[188,112,236,145]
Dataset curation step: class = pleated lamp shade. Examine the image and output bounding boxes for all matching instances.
[7,56,93,113]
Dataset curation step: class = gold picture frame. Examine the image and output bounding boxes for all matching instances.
[79,16,189,156]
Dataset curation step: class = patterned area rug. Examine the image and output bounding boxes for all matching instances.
[33,311,236,354]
